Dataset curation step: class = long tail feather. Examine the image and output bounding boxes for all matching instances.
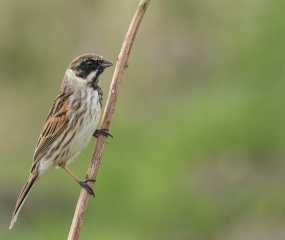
[9,173,38,229]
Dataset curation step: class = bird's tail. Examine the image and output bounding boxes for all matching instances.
[9,173,38,229]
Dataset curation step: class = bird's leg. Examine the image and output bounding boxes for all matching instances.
[59,163,95,197]
[93,128,113,138]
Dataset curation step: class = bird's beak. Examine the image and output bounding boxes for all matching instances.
[101,59,113,68]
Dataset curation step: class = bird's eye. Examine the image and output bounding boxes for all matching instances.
[86,61,93,67]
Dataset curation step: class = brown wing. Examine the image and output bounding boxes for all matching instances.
[33,90,72,163]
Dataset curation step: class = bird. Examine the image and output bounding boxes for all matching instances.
[9,53,113,229]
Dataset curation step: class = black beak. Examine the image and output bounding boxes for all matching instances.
[101,59,113,68]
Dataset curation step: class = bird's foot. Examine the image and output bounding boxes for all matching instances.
[78,179,96,197]
[93,128,113,138]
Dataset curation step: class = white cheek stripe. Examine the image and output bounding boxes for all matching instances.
[87,70,98,83]
[65,69,98,84]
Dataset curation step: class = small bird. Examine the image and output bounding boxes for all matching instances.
[9,54,113,229]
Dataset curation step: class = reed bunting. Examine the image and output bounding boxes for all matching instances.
[9,54,113,229]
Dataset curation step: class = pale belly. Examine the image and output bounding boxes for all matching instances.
[65,111,99,164]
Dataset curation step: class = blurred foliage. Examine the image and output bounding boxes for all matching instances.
[1,1,285,240]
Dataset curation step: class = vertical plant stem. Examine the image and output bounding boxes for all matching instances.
[67,1,151,239]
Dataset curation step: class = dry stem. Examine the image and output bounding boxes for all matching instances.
[67,1,151,239]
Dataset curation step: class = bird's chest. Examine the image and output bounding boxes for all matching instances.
[67,89,102,156]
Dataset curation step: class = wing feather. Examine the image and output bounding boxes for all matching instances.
[33,90,72,162]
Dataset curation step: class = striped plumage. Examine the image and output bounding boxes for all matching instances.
[9,54,112,229]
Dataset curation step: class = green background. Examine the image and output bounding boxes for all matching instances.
[1,1,285,239]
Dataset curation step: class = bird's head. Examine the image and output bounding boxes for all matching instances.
[65,54,112,89]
